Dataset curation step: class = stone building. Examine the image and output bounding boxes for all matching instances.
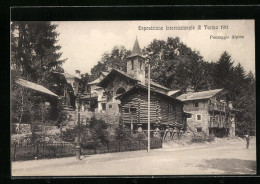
[84,71,109,112]
[98,37,190,131]
[176,88,237,137]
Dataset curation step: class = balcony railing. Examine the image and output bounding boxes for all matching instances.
[208,104,229,112]
[208,119,230,128]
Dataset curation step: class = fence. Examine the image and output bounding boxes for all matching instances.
[11,138,163,161]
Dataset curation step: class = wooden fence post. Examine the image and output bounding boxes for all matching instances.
[36,143,39,158]
[13,143,16,160]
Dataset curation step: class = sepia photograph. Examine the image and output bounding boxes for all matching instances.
[10,20,256,176]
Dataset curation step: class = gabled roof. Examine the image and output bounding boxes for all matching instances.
[88,71,109,85]
[97,68,139,88]
[116,84,183,104]
[126,37,146,59]
[167,90,181,96]
[16,78,59,98]
[177,89,223,102]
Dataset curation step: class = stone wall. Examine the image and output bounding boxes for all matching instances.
[186,109,209,134]
[105,75,136,114]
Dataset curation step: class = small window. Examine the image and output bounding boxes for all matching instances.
[130,108,137,113]
[131,60,134,70]
[124,108,129,113]
[195,101,199,107]
[197,127,202,132]
[102,103,106,110]
[197,115,201,120]
[109,104,112,108]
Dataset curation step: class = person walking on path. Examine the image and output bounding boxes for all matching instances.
[245,134,250,149]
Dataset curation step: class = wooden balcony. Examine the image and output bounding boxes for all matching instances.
[208,119,230,128]
[208,104,229,112]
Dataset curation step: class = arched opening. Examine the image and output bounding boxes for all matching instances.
[116,87,126,95]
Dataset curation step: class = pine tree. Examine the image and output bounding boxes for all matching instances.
[11,21,67,129]
[11,21,66,84]
[213,51,234,90]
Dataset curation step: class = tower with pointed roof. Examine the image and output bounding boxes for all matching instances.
[126,37,146,85]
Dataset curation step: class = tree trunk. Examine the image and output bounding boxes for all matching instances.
[18,90,24,134]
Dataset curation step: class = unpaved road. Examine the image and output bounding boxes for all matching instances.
[12,139,256,176]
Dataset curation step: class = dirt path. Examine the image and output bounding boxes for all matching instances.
[12,139,256,176]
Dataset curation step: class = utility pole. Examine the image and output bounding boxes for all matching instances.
[76,93,81,160]
[147,61,151,153]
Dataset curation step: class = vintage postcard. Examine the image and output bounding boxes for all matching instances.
[11,20,256,176]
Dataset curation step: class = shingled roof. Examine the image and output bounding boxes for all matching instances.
[177,89,223,101]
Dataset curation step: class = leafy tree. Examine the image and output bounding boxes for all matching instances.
[90,46,131,80]
[144,37,211,92]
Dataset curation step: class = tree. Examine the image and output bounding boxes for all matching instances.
[212,51,234,90]
[144,37,211,91]
[11,21,66,86]
[11,21,67,131]
[90,46,131,80]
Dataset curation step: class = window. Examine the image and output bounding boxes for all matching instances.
[124,108,129,113]
[107,91,113,102]
[109,104,112,108]
[139,59,142,70]
[130,107,137,113]
[195,101,199,107]
[131,60,134,70]
[197,127,202,132]
[197,115,201,120]
[102,103,106,111]
[116,87,126,95]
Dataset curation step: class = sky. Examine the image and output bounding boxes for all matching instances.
[54,20,255,76]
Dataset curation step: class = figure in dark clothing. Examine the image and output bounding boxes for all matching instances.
[245,134,250,149]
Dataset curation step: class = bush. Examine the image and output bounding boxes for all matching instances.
[61,128,76,142]
[61,116,110,149]
[132,132,147,141]
[115,122,131,141]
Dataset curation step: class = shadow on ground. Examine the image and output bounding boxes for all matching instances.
[198,158,256,174]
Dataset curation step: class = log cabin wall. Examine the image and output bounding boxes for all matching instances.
[120,89,184,129]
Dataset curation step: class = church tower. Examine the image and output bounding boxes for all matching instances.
[126,37,146,85]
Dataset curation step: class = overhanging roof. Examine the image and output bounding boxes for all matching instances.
[97,69,139,88]
[116,84,184,104]
[16,78,59,98]
[177,89,223,102]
